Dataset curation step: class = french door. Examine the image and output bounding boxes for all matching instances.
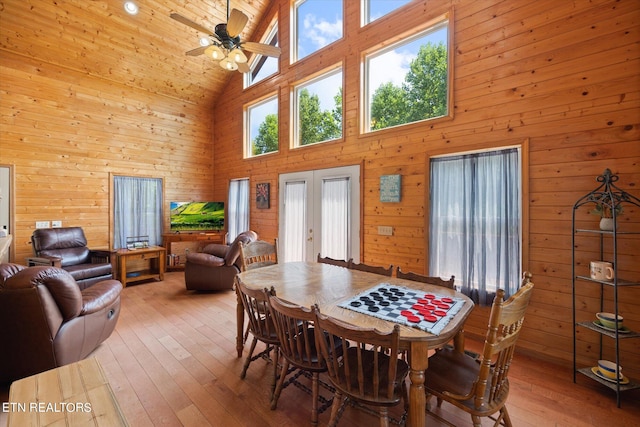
[278,165,360,263]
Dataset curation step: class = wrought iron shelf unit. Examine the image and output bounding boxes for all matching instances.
[571,169,640,407]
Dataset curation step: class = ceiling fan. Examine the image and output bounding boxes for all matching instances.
[170,1,281,73]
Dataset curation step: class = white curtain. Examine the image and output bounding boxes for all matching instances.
[283,180,307,262]
[228,179,250,242]
[321,177,350,260]
[113,176,163,249]
[429,148,520,305]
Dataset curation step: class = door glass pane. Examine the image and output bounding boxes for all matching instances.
[283,180,307,262]
[320,177,350,260]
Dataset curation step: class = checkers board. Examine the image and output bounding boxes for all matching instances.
[338,284,466,335]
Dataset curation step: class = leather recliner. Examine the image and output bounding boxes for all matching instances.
[0,263,122,384]
[184,230,258,291]
[30,227,114,290]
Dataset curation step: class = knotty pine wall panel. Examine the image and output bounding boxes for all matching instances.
[212,0,640,375]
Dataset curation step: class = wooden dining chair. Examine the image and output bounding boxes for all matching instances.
[396,267,455,290]
[235,280,280,397]
[240,239,278,271]
[313,306,409,427]
[349,262,393,277]
[267,291,339,426]
[424,273,534,427]
[316,253,352,268]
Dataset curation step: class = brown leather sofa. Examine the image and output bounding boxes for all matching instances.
[0,263,122,384]
[30,227,114,290]
[184,230,257,291]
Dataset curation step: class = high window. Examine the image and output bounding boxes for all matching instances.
[244,17,279,87]
[361,0,411,25]
[428,147,522,305]
[363,18,450,133]
[293,65,343,147]
[293,0,343,62]
[245,94,279,158]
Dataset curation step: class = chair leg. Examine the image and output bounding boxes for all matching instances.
[378,407,389,427]
[311,372,319,426]
[471,414,482,427]
[270,346,279,397]
[271,358,289,410]
[240,336,258,379]
[499,406,512,427]
[327,392,345,427]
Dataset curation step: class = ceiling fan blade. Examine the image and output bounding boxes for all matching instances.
[170,13,214,35]
[185,46,209,56]
[242,42,282,57]
[237,62,251,74]
[226,8,248,38]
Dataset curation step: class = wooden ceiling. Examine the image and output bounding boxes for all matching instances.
[0,0,273,105]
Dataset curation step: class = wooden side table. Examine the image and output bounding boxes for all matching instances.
[7,358,128,426]
[115,246,166,286]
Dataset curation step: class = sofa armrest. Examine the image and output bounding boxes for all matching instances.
[27,256,62,268]
[186,252,225,267]
[81,280,122,315]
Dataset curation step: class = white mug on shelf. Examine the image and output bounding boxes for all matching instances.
[590,261,614,281]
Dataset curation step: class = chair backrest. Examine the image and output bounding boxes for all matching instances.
[267,291,325,372]
[31,227,90,267]
[349,262,393,277]
[224,230,258,266]
[235,280,279,345]
[313,307,405,405]
[396,267,455,290]
[316,254,352,268]
[239,239,278,271]
[474,275,534,409]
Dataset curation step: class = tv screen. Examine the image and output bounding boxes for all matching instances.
[170,202,225,232]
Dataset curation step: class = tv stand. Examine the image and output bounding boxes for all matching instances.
[162,231,226,271]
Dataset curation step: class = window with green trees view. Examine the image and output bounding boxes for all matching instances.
[246,94,278,157]
[293,66,343,147]
[364,20,449,132]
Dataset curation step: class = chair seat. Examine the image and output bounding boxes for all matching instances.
[337,347,409,406]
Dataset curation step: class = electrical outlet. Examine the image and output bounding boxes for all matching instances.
[377,226,393,236]
[52,220,62,228]
[36,221,50,229]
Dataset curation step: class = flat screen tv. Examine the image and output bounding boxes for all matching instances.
[170,201,225,232]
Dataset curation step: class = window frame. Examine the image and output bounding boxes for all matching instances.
[291,63,344,149]
[291,0,344,64]
[361,13,453,135]
[243,15,279,88]
[244,93,280,158]
[361,0,412,26]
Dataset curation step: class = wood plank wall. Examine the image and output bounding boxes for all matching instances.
[212,0,640,377]
[0,0,638,379]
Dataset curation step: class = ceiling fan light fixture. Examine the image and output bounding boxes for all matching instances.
[219,57,238,71]
[199,37,211,47]
[205,45,226,60]
[229,48,247,63]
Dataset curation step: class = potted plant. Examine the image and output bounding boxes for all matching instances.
[590,201,623,231]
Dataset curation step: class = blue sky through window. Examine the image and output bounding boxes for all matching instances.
[365,0,411,24]
[296,0,343,61]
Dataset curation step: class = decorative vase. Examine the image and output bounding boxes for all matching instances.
[599,217,614,231]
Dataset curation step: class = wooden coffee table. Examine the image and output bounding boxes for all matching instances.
[7,358,128,426]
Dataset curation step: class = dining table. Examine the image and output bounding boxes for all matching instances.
[235,261,475,427]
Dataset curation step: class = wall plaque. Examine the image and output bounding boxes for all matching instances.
[380,174,401,202]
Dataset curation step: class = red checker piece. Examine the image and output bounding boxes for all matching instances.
[418,298,429,305]
[433,310,447,317]
[424,304,436,310]
[412,303,425,310]
[417,308,431,315]
[424,294,435,300]
[406,314,421,323]
[441,297,453,303]
[423,314,437,322]
[400,310,414,318]
[436,303,450,310]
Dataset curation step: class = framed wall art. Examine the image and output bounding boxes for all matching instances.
[256,182,270,209]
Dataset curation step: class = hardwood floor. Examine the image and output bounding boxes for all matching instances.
[2,271,639,426]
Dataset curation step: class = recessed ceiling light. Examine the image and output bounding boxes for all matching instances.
[124,1,139,15]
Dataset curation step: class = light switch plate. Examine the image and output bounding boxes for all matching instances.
[52,220,62,228]
[378,226,393,236]
[36,221,50,229]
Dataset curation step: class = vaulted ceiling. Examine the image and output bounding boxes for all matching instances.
[0,0,273,106]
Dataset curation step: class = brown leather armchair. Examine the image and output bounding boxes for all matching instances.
[184,230,257,291]
[0,263,122,384]
[30,227,114,290]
